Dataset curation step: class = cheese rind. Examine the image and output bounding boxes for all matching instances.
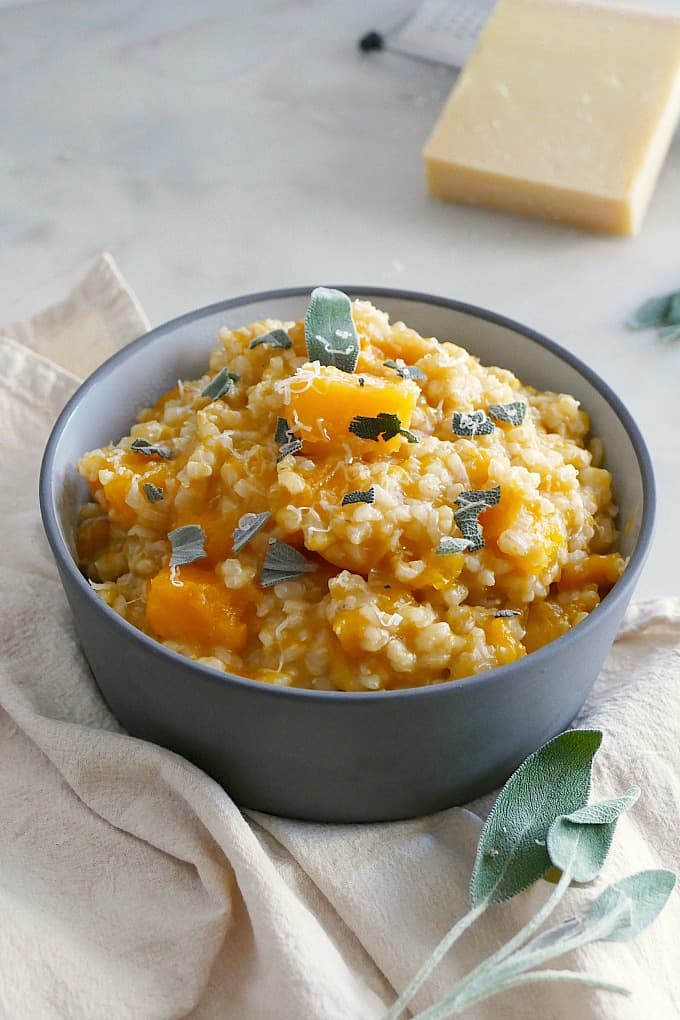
[423,0,680,235]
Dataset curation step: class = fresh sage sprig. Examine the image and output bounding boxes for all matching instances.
[384,730,675,1020]
[627,288,680,341]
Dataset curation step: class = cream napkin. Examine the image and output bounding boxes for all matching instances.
[0,256,678,1020]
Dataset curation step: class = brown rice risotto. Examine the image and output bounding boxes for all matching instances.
[76,289,625,691]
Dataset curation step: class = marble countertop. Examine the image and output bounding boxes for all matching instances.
[3,0,679,600]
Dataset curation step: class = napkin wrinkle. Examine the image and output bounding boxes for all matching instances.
[1,254,679,1020]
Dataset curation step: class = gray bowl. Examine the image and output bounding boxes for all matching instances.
[40,287,655,822]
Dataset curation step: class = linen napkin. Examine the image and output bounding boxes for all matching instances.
[0,255,678,1020]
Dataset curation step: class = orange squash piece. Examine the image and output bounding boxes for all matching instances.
[146,565,248,653]
[286,366,418,449]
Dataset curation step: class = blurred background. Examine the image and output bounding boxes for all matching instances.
[2,0,679,597]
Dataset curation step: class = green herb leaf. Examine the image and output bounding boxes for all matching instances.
[488,401,527,427]
[547,787,640,883]
[348,411,418,444]
[260,540,318,588]
[658,324,680,342]
[453,486,501,553]
[586,869,676,943]
[232,511,271,554]
[201,367,240,401]
[341,487,375,506]
[469,729,602,906]
[304,287,359,374]
[168,525,207,569]
[274,417,302,460]
[627,292,675,329]
[143,482,164,503]
[130,438,173,459]
[436,537,471,555]
[452,410,495,437]
[384,359,427,381]
[495,609,520,618]
[249,328,292,350]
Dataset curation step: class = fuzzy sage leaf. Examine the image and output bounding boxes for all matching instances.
[275,417,302,460]
[348,412,418,444]
[586,869,676,943]
[201,367,240,401]
[547,787,640,883]
[451,410,494,437]
[260,540,318,588]
[470,729,602,906]
[488,401,527,427]
[130,438,173,459]
[232,511,271,554]
[341,487,375,506]
[249,328,292,350]
[384,359,427,381]
[304,287,359,373]
[168,525,207,569]
[627,291,676,329]
[435,537,471,555]
[453,486,501,553]
[143,482,164,503]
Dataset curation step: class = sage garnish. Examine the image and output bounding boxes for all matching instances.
[385,730,676,1020]
[495,609,520,618]
[304,287,360,373]
[488,401,527,427]
[232,511,271,554]
[627,289,680,331]
[168,525,207,569]
[451,410,494,437]
[341,487,375,506]
[275,417,302,460]
[435,537,471,555]
[249,328,292,350]
[130,438,173,459]
[384,359,427,382]
[348,412,418,444]
[201,367,240,401]
[453,486,501,553]
[260,540,318,588]
[143,482,164,503]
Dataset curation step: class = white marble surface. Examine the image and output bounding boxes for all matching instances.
[2,0,679,599]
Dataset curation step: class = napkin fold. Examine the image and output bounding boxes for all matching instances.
[0,256,678,1020]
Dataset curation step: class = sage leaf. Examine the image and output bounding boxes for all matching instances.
[547,787,640,883]
[168,525,207,568]
[587,869,676,943]
[201,367,239,401]
[435,537,471,555]
[249,328,292,350]
[658,324,680,343]
[142,482,164,503]
[348,412,418,444]
[384,359,427,381]
[488,401,527,427]
[453,486,501,553]
[232,511,271,554]
[469,729,602,906]
[260,540,318,588]
[304,287,359,374]
[451,410,495,437]
[627,292,674,329]
[341,487,375,506]
[275,417,302,460]
[130,438,173,459]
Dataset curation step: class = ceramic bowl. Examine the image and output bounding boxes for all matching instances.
[39,287,655,822]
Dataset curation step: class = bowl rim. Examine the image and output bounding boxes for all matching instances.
[40,284,656,704]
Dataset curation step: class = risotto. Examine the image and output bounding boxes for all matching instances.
[76,289,625,691]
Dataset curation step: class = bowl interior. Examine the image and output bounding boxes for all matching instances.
[47,289,648,572]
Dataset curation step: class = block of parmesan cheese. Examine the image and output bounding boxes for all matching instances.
[423,0,680,234]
